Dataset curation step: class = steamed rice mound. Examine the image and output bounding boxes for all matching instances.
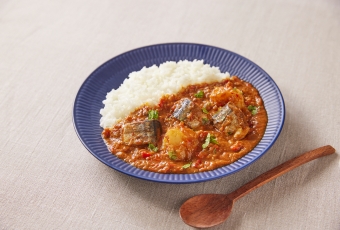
[100,60,230,128]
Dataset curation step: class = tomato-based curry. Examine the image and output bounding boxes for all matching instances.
[102,76,267,173]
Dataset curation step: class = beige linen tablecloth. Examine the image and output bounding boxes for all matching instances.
[1,0,339,229]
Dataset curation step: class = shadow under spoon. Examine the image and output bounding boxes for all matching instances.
[179,145,336,228]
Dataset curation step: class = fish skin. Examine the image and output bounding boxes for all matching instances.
[172,98,207,130]
[172,98,192,121]
[212,102,250,140]
[122,120,161,146]
[212,103,233,124]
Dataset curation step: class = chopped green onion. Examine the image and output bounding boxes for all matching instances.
[148,143,158,152]
[247,105,258,115]
[194,90,204,98]
[202,108,209,114]
[148,110,159,120]
[168,151,177,160]
[182,162,192,169]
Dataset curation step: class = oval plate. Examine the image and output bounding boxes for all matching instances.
[73,43,285,184]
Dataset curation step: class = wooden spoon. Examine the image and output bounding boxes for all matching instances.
[179,145,335,228]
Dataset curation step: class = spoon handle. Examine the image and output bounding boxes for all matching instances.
[227,145,335,201]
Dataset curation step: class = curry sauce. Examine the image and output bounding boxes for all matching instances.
[102,76,267,173]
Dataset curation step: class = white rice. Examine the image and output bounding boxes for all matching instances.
[100,60,230,128]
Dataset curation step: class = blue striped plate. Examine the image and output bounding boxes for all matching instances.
[73,43,285,183]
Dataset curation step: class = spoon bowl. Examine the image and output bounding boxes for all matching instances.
[180,194,234,228]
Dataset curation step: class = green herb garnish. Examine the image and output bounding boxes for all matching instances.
[233,87,243,94]
[194,90,204,98]
[202,117,210,125]
[202,108,209,114]
[202,133,211,149]
[247,105,258,115]
[168,151,177,160]
[210,136,219,145]
[202,133,219,149]
[182,162,192,169]
[148,143,158,152]
[148,110,159,120]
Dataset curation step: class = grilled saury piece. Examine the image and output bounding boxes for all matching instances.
[172,98,207,129]
[212,102,250,140]
[173,98,192,121]
[122,120,161,146]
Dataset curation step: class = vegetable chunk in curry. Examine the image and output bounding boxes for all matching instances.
[102,76,267,173]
